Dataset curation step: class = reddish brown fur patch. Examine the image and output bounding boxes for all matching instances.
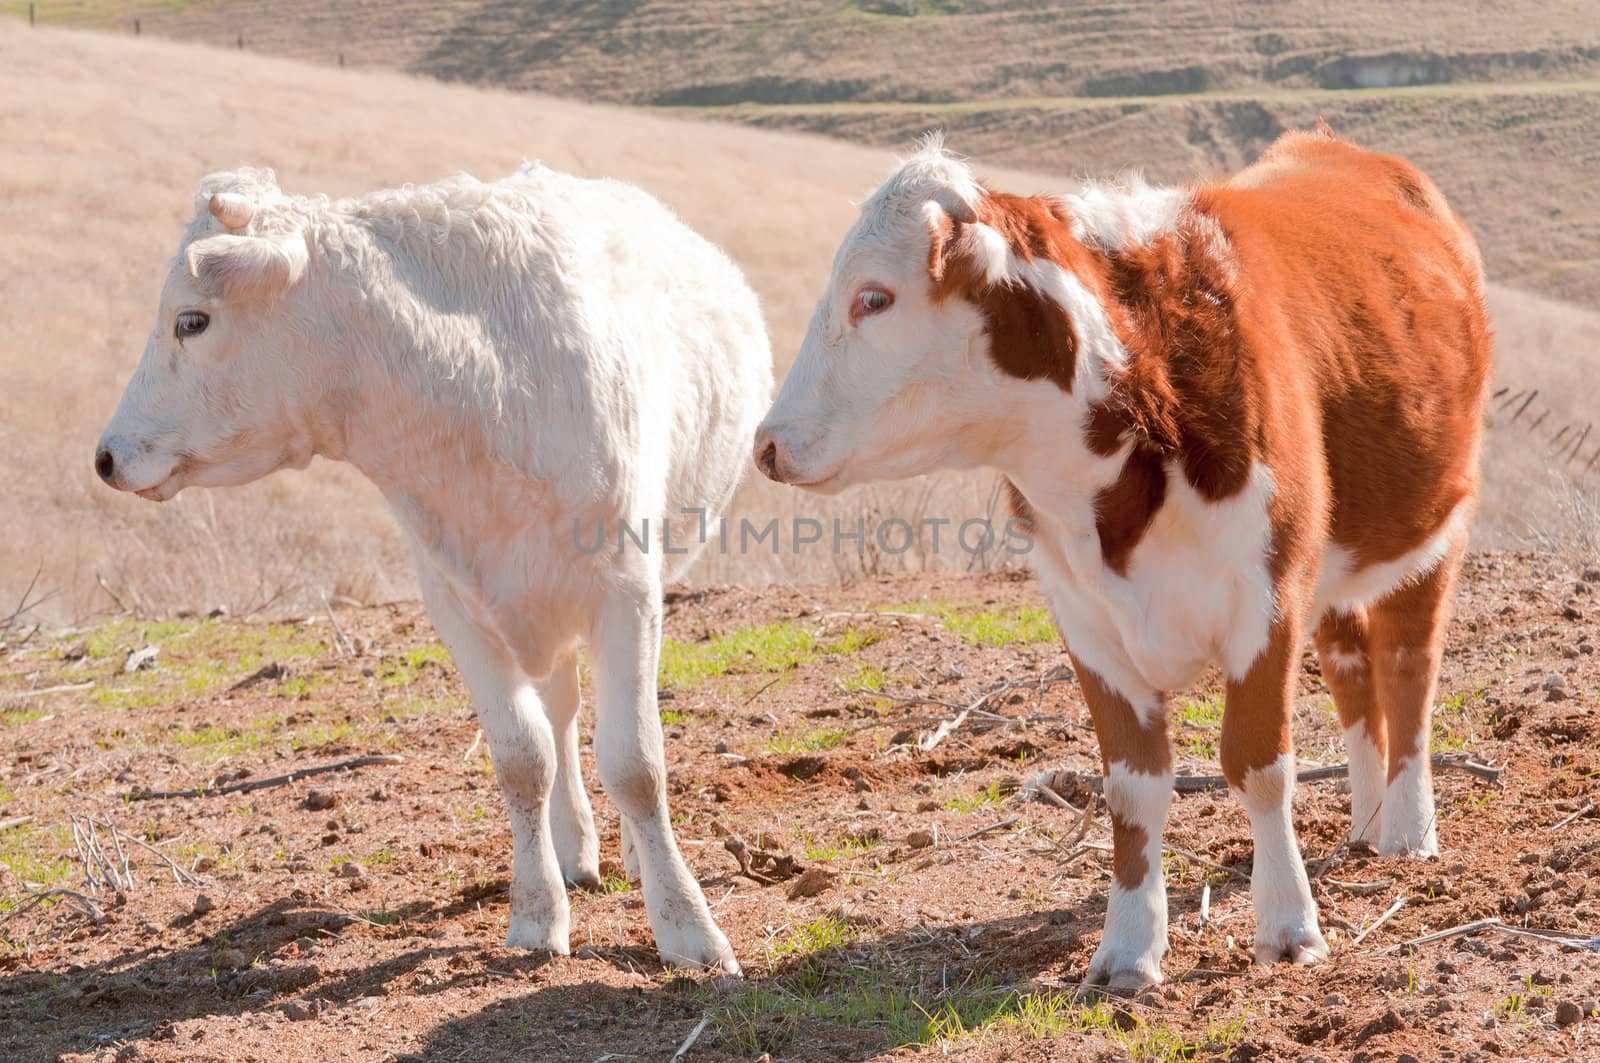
[1368,540,1464,781]
[927,191,1085,393]
[1071,657,1169,889]
[1219,619,1300,784]
[1093,450,1166,576]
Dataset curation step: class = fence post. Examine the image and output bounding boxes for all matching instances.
[29,3,35,26]
[237,32,244,49]
[134,18,140,35]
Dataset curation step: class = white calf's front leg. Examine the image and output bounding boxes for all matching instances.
[538,652,601,888]
[590,588,739,973]
[420,575,570,953]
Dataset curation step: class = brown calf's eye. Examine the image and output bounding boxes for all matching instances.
[175,311,210,338]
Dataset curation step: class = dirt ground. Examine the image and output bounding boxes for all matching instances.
[1,551,1598,1062]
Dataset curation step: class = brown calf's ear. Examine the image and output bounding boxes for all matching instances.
[186,232,307,300]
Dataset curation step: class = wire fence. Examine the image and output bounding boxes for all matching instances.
[1489,385,1600,476]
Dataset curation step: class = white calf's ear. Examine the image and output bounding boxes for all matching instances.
[186,232,308,300]
[208,192,255,230]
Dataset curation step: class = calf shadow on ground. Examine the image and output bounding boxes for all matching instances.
[0,871,1240,1061]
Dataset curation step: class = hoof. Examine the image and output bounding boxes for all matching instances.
[505,918,570,955]
[657,924,741,976]
[1252,927,1329,967]
[1084,943,1163,992]
[565,871,603,891]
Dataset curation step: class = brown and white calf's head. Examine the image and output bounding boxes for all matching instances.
[754,138,1117,491]
[95,169,326,501]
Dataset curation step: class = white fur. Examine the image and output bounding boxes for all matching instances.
[1090,764,1174,988]
[1236,755,1328,965]
[1022,461,1279,712]
[1343,720,1387,845]
[1065,176,1188,251]
[1382,729,1439,857]
[1315,500,1469,616]
[97,163,773,973]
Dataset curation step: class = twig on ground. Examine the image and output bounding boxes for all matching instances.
[1324,877,1397,896]
[0,887,105,930]
[741,675,786,706]
[1348,894,1409,949]
[463,729,484,763]
[1494,925,1600,951]
[0,681,93,703]
[1029,753,1500,798]
[669,1013,711,1063]
[952,817,1019,844]
[1549,800,1595,831]
[0,815,35,832]
[124,754,404,800]
[1374,917,1502,955]
[321,591,356,656]
[920,708,969,751]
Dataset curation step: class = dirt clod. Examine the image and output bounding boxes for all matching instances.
[303,789,339,811]
[787,867,837,899]
[1555,1000,1584,1026]
[905,830,935,850]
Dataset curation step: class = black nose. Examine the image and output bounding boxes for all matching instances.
[95,448,115,484]
[756,440,778,480]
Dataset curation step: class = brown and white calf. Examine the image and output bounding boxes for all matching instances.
[754,129,1490,987]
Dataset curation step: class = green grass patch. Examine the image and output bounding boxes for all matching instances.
[659,622,818,688]
[0,823,76,909]
[660,708,689,726]
[801,830,880,861]
[765,914,853,963]
[376,642,451,687]
[1432,688,1486,754]
[893,601,1058,648]
[837,663,889,693]
[764,727,848,755]
[1175,694,1224,729]
[707,959,1244,1057]
[820,627,884,655]
[943,779,1005,813]
[72,619,331,711]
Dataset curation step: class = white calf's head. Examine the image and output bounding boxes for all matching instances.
[753,138,1083,492]
[95,169,325,500]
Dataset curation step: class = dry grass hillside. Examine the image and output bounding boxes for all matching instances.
[0,19,1596,626]
[19,0,1600,308]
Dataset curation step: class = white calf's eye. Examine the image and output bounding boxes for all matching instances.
[853,287,894,324]
[175,311,210,338]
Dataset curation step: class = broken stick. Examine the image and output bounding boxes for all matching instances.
[124,754,404,800]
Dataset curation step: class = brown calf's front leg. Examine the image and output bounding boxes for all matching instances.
[1073,657,1174,989]
[1314,608,1387,845]
[1221,620,1329,966]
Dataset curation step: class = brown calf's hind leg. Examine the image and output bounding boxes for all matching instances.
[1072,656,1174,990]
[1221,620,1328,966]
[1368,543,1465,857]
[1314,609,1387,845]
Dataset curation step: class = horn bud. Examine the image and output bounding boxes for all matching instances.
[208,192,254,230]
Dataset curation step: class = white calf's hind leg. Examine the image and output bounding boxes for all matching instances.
[590,588,738,973]
[419,574,570,952]
[538,652,601,889]
[620,817,640,882]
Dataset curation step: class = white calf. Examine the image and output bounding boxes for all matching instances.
[96,163,772,972]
